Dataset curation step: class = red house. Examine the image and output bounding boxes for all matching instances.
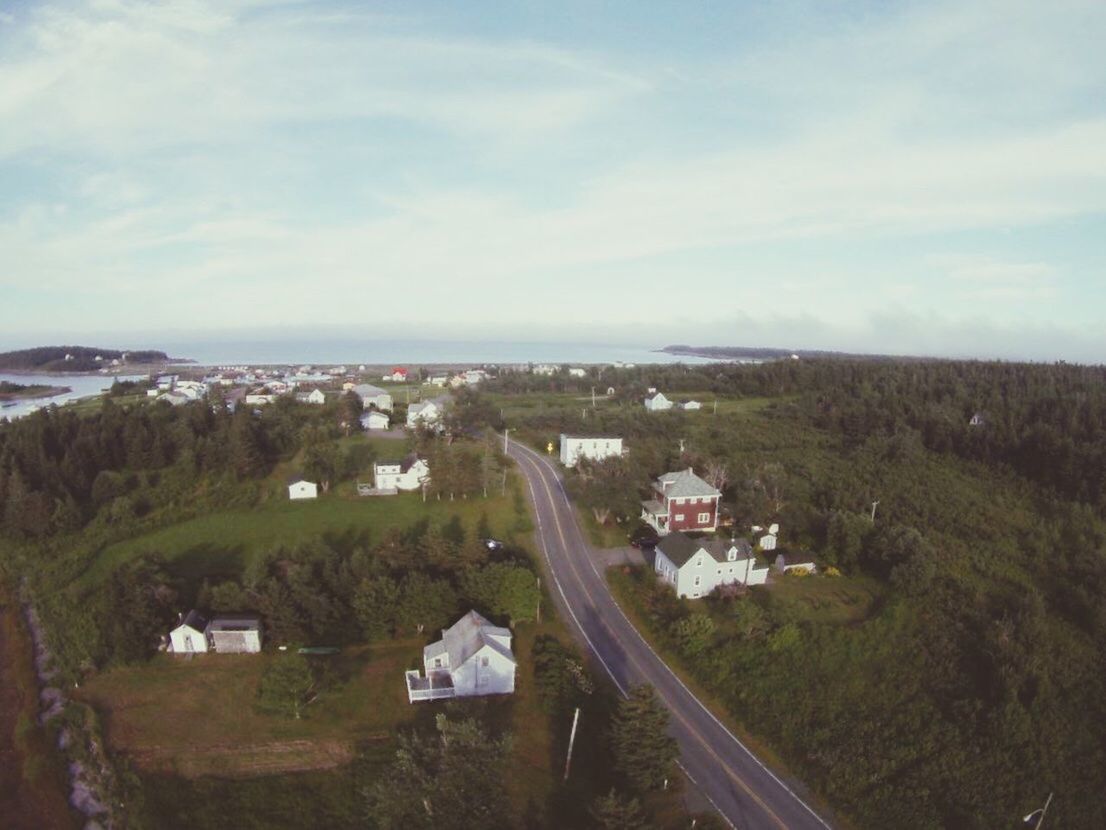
[640,468,721,536]
[383,366,409,382]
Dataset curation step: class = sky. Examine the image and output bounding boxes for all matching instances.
[1,0,1104,362]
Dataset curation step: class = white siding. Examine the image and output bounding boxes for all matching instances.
[288,481,318,500]
[169,625,208,654]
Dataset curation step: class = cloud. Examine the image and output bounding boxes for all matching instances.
[0,0,1104,361]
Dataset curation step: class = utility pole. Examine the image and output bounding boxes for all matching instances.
[713,399,718,415]
[536,577,541,623]
[591,386,596,408]
[503,429,509,454]
[563,707,581,782]
[870,500,880,523]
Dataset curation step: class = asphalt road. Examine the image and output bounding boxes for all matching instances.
[507,438,832,830]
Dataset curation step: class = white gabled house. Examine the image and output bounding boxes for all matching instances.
[406,400,442,428]
[169,610,209,654]
[373,455,430,492]
[360,410,390,431]
[653,533,769,599]
[206,614,262,653]
[352,383,393,412]
[644,392,673,411]
[288,477,319,500]
[568,367,587,378]
[680,400,702,411]
[406,610,516,702]
[752,523,780,551]
[303,388,326,405]
[559,434,624,467]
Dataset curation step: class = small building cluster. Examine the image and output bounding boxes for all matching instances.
[168,610,262,654]
[372,455,430,493]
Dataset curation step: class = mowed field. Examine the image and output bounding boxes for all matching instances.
[75,624,562,813]
[78,481,523,588]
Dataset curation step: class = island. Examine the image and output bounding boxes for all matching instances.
[0,345,185,373]
[0,381,71,401]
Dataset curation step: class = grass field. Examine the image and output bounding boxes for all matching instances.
[756,573,884,626]
[80,485,521,589]
[77,622,564,816]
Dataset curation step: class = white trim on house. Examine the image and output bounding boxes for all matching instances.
[406,610,516,702]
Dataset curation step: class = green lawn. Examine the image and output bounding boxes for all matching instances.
[755,573,884,626]
[81,487,519,588]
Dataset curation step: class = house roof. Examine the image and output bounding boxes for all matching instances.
[176,609,207,632]
[353,383,388,397]
[409,401,437,414]
[286,474,315,486]
[361,410,388,421]
[376,453,425,473]
[641,499,667,516]
[207,614,261,632]
[561,434,622,441]
[655,532,703,567]
[646,392,669,403]
[436,610,514,668]
[658,533,755,567]
[655,468,721,499]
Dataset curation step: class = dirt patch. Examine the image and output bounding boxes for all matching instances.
[124,738,369,779]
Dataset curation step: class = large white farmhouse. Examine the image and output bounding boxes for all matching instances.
[653,533,769,599]
[559,434,624,467]
[373,455,430,492]
[405,610,516,702]
[406,400,442,428]
[352,383,393,412]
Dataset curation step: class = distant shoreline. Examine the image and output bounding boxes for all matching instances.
[0,383,72,401]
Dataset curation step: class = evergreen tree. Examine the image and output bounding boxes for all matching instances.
[589,789,652,830]
[611,685,678,791]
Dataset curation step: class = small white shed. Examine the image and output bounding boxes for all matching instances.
[288,478,319,500]
[169,610,209,654]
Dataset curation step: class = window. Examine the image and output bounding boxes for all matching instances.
[693,575,702,587]
[697,512,710,523]
[481,656,489,667]
[675,513,685,521]
[696,557,703,567]
[433,657,443,668]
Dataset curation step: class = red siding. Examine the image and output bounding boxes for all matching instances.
[666,495,719,532]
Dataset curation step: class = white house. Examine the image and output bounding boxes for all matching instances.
[428,375,448,387]
[653,533,769,599]
[405,610,516,702]
[559,434,624,467]
[361,410,390,431]
[382,367,409,382]
[532,364,558,376]
[774,552,817,575]
[169,610,209,654]
[206,615,262,653]
[681,400,702,411]
[969,412,987,427]
[644,392,673,412]
[245,393,276,406]
[373,455,430,492]
[352,383,393,412]
[303,388,326,405]
[568,367,587,378]
[406,400,442,428]
[288,478,319,500]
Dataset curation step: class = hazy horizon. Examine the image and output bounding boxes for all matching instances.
[2,1,1104,363]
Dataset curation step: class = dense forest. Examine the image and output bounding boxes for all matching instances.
[0,345,171,372]
[482,358,1106,829]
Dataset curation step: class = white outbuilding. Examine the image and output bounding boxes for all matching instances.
[559,434,624,467]
[169,610,210,654]
[644,392,673,411]
[206,614,262,653]
[288,478,319,500]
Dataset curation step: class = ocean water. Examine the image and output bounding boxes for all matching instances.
[1,372,145,420]
[155,338,720,368]
[1,340,727,419]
